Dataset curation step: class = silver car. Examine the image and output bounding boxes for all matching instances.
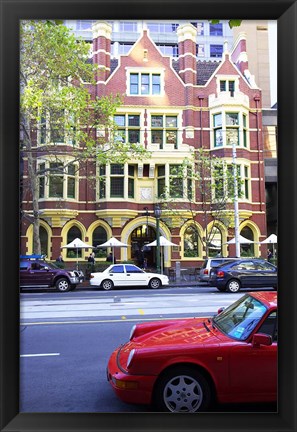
[199,258,238,283]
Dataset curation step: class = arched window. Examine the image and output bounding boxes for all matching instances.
[183,225,199,258]
[39,226,48,257]
[67,226,82,258]
[208,226,222,257]
[240,226,254,256]
[93,226,108,258]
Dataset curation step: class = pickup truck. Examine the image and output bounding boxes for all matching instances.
[20,256,84,292]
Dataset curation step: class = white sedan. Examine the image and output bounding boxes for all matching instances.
[90,264,169,290]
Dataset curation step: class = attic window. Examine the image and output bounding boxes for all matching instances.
[129,72,161,96]
[220,80,235,97]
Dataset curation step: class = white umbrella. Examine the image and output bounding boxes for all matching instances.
[146,235,178,247]
[96,237,128,264]
[61,237,94,269]
[261,234,277,258]
[226,235,254,244]
[146,236,179,274]
[261,234,277,244]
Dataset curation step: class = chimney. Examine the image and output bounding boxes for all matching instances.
[177,23,197,85]
[231,32,249,75]
[92,22,112,82]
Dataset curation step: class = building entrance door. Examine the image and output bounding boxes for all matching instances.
[130,225,156,269]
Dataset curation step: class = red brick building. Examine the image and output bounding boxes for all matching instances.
[21,22,268,270]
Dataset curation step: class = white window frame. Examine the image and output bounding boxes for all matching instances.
[212,110,250,149]
[37,159,78,201]
[212,161,251,202]
[127,68,165,97]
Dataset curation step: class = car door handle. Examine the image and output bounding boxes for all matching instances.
[127,274,131,276]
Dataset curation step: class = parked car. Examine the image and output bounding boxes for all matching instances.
[106,291,277,412]
[209,258,277,293]
[199,257,238,282]
[90,264,168,290]
[20,255,84,292]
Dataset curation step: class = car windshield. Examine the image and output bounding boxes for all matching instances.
[213,294,267,341]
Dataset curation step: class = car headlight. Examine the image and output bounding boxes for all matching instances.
[68,271,75,277]
[127,349,135,368]
[129,325,136,340]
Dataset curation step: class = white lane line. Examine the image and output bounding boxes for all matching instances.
[20,316,208,326]
[20,353,60,357]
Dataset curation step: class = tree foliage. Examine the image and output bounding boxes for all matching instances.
[158,149,243,257]
[210,19,242,28]
[20,21,148,254]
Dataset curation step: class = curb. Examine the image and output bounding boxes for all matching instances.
[79,280,204,289]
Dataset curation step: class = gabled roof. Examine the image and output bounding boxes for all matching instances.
[110,58,221,86]
[171,59,221,85]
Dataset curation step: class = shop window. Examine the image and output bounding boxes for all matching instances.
[184,226,199,257]
[39,225,48,257]
[240,226,254,256]
[66,226,82,258]
[208,226,223,257]
[93,226,108,258]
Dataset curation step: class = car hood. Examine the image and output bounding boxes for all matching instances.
[118,318,223,368]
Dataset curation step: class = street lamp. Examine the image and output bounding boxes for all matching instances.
[154,203,162,273]
[231,140,241,258]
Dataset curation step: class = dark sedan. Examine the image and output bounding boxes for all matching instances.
[209,258,277,293]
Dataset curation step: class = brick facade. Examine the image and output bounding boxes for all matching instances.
[20,22,268,270]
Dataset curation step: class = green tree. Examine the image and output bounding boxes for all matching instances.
[159,149,243,258]
[20,21,148,254]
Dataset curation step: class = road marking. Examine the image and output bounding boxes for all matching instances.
[20,316,208,326]
[20,353,60,357]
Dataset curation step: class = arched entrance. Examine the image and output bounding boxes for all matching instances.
[130,225,156,268]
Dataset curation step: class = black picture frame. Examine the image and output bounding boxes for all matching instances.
[1,0,296,431]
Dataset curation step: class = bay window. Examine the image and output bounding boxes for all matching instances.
[98,163,136,200]
[114,114,140,143]
[157,164,191,199]
[213,163,250,201]
[213,111,248,148]
[110,164,124,198]
[151,115,178,148]
[38,161,77,199]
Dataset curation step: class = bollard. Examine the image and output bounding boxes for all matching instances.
[176,261,181,281]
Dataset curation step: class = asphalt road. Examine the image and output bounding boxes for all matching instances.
[20,286,276,413]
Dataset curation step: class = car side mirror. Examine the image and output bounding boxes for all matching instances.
[252,333,272,347]
[217,307,225,315]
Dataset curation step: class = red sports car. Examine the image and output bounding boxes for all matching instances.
[107,292,277,412]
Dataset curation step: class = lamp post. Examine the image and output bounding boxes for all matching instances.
[231,140,241,258]
[154,203,162,273]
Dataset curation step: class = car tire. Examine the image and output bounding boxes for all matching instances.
[149,278,161,289]
[56,278,70,292]
[154,366,212,412]
[226,279,241,293]
[101,279,114,291]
